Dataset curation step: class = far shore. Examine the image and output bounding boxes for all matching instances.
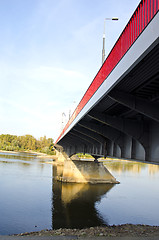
[1,150,159,166]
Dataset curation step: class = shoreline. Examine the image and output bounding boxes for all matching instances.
[14,224,159,238]
[0,149,56,159]
[0,150,20,154]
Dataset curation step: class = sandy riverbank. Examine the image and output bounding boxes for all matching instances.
[0,150,20,154]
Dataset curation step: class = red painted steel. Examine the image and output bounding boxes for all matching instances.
[143,0,145,28]
[140,4,142,33]
[151,0,153,17]
[56,0,159,144]
[148,0,150,21]
[135,11,137,40]
[155,0,157,13]
[128,23,130,47]
[132,16,134,43]
[145,0,148,25]
[138,7,140,34]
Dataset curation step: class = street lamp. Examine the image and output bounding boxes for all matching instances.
[61,112,66,131]
[102,17,119,64]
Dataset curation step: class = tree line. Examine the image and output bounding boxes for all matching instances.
[0,134,55,155]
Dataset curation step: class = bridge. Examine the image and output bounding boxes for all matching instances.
[55,0,159,164]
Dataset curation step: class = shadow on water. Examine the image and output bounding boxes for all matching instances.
[52,165,114,229]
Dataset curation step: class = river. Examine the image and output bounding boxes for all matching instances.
[0,151,159,235]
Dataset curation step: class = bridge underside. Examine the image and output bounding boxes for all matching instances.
[57,7,159,163]
[59,38,159,163]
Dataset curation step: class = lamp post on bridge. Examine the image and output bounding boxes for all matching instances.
[61,112,66,131]
[102,17,119,64]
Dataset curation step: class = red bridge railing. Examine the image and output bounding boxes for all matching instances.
[56,0,159,143]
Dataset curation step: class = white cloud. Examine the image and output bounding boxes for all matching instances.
[0,64,89,140]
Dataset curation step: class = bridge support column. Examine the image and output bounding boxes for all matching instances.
[107,141,114,157]
[113,143,121,158]
[131,139,145,161]
[56,160,119,184]
[121,135,132,159]
[149,121,159,162]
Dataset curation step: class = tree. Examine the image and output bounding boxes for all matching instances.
[0,134,55,155]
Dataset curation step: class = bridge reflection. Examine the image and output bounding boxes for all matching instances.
[52,164,114,229]
[51,159,159,229]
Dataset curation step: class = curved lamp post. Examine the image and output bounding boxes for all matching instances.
[102,17,119,64]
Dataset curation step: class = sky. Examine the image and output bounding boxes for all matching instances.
[0,0,141,141]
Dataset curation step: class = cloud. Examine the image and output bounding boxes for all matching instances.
[28,66,87,85]
[0,95,62,139]
[0,64,89,139]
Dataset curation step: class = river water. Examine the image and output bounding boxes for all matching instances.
[0,152,159,235]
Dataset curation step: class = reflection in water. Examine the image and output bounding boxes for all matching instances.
[0,152,36,160]
[102,159,159,176]
[1,152,159,235]
[0,152,52,235]
[148,164,159,175]
[97,159,159,226]
[52,165,114,229]
[102,159,147,174]
[0,152,37,166]
[0,152,46,169]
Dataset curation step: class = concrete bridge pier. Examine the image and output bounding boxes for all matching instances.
[54,145,119,184]
[57,159,119,184]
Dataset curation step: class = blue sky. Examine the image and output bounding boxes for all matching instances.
[0,0,141,141]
